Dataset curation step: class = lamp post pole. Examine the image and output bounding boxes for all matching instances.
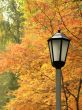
[56,69,61,110]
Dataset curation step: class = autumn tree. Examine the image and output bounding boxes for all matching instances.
[0,0,81,110]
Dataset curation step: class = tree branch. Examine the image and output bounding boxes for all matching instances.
[57,7,79,40]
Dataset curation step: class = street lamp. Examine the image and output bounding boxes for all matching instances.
[48,30,70,110]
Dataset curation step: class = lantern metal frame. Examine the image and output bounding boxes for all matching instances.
[48,32,70,69]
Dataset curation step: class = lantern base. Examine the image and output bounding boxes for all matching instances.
[52,61,65,69]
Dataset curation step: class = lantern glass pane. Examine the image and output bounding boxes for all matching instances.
[49,41,53,62]
[52,40,60,61]
[61,40,69,61]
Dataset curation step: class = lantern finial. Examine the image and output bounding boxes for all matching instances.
[58,30,61,33]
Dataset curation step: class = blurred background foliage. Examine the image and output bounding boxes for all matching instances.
[0,0,25,50]
[0,71,19,110]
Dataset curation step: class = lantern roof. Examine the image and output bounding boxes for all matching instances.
[52,33,68,39]
[48,30,70,41]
